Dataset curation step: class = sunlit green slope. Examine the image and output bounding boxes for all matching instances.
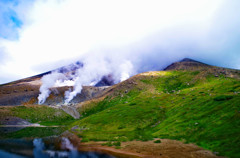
[72,70,240,158]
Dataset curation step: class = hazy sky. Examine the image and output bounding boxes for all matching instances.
[0,0,240,84]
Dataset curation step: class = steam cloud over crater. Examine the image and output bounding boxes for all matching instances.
[38,52,135,104]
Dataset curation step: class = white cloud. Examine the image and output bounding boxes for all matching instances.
[1,0,240,84]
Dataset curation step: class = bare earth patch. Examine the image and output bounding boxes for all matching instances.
[73,139,223,158]
[120,139,222,158]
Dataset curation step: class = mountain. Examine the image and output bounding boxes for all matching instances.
[1,58,239,106]
[0,58,240,158]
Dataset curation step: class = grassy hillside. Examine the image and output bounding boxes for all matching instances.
[71,70,240,158]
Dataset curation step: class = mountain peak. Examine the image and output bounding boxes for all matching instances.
[164,58,209,71]
[180,58,199,62]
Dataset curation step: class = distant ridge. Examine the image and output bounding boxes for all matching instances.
[1,61,83,86]
[1,61,112,87]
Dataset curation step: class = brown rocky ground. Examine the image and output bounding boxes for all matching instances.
[62,132,222,158]
[81,140,222,158]
[78,140,223,158]
[0,79,109,106]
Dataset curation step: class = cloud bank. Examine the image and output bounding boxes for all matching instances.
[0,0,240,86]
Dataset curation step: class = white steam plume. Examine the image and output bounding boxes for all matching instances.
[119,60,134,82]
[38,72,66,104]
[64,54,135,104]
[37,52,135,105]
[54,80,75,87]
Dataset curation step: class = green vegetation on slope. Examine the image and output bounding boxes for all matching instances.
[0,105,73,139]
[0,105,75,125]
[71,70,240,158]
[0,127,66,139]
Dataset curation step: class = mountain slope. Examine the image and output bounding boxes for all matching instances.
[71,68,240,158]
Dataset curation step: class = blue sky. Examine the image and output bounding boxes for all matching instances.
[0,0,240,84]
[0,0,21,39]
